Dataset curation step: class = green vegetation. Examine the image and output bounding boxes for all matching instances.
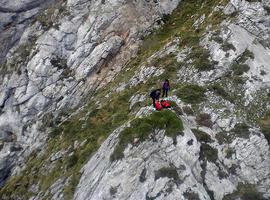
[110,110,183,161]
[196,113,213,128]
[192,129,213,143]
[223,183,266,200]
[0,89,134,199]
[259,113,270,144]
[140,0,228,71]
[237,49,255,63]
[208,83,234,103]
[231,123,250,139]
[154,167,180,183]
[1,0,234,198]
[212,35,223,44]
[182,106,194,115]
[186,47,216,71]
[36,2,70,30]
[183,191,200,200]
[177,84,206,104]
[231,62,250,76]
[225,147,235,159]
[0,39,37,75]
[222,41,236,52]
[200,143,218,163]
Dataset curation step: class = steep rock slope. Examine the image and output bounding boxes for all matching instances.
[0,0,180,187]
[1,0,270,200]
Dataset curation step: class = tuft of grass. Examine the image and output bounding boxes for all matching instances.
[176,84,206,104]
[192,129,213,143]
[199,143,218,163]
[196,113,213,128]
[110,110,184,161]
[231,62,250,76]
[222,41,236,51]
[182,106,194,115]
[183,191,200,200]
[259,113,270,144]
[154,167,181,183]
[231,123,250,139]
[186,47,215,71]
[225,147,235,159]
[223,183,267,200]
[237,49,255,63]
[212,35,223,44]
[207,83,234,103]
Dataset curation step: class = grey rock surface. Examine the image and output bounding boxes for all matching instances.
[0,0,181,186]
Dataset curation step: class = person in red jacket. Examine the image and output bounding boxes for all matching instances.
[162,79,170,98]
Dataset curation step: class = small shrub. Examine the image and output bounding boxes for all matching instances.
[182,106,194,115]
[183,191,200,200]
[187,47,215,71]
[260,113,270,144]
[216,132,231,144]
[225,147,235,159]
[237,49,254,63]
[223,183,266,200]
[66,154,78,169]
[192,129,213,143]
[177,84,206,104]
[232,76,247,84]
[196,113,213,128]
[212,36,223,44]
[231,123,250,139]
[260,70,267,76]
[264,6,270,15]
[50,56,68,70]
[139,168,147,182]
[168,101,183,115]
[199,143,218,163]
[231,62,250,76]
[155,167,180,183]
[222,42,236,51]
[208,84,234,103]
[218,168,228,179]
[110,186,118,196]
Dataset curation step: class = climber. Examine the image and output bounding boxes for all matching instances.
[162,79,170,98]
[150,89,161,108]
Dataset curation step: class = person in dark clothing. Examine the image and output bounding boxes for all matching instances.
[150,89,161,108]
[162,79,170,97]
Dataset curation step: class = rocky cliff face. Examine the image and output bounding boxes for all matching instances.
[0,0,270,200]
[0,0,180,188]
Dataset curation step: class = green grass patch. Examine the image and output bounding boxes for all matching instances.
[176,84,206,104]
[154,167,181,183]
[231,123,250,139]
[223,183,267,200]
[222,41,236,52]
[237,49,254,63]
[231,62,250,76]
[110,110,184,161]
[186,46,216,71]
[196,113,213,128]
[208,83,234,103]
[183,191,200,200]
[192,129,213,143]
[199,143,218,163]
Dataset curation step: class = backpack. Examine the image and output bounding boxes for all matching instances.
[161,100,171,108]
[155,100,162,111]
